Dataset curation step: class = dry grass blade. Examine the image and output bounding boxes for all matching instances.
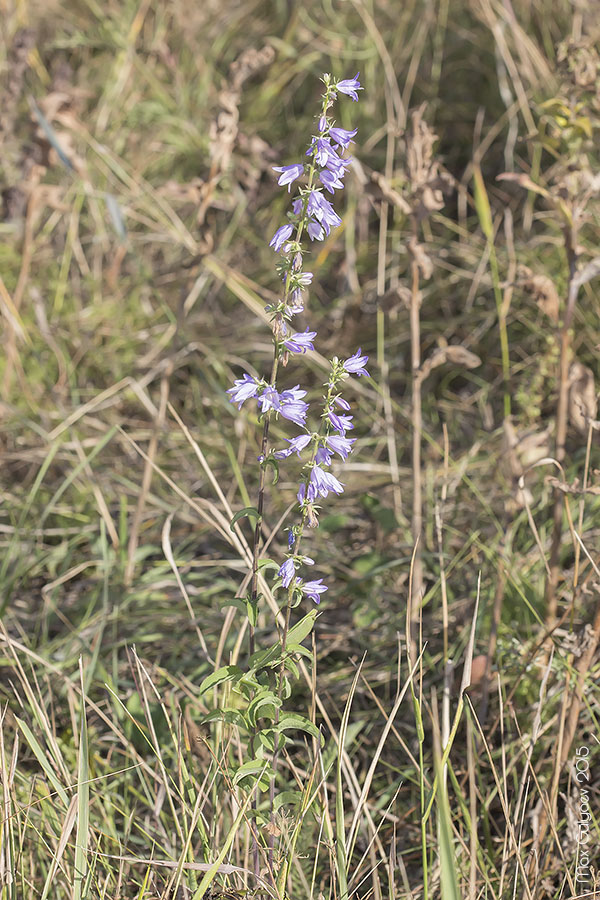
[161,513,212,661]
[41,793,78,900]
[346,651,420,860]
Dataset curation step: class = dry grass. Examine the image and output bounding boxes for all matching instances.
[1,0,600,897]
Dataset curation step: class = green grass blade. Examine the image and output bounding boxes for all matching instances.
[74,663,90,900]
[14,717,69,808]
[336,657,364,900]
[473,165,511,417]
[436,760,461,900]
[190,776,259,900]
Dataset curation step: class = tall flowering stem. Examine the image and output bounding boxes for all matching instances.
[243,79,356,647]
[227,71,364,627]
[227,72,366,879]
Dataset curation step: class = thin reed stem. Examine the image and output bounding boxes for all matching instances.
[544,219,579,631]
[409,215,423,652]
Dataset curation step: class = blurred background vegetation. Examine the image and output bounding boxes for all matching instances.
[1,0,599,897]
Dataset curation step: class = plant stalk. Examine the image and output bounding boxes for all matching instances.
[409,216,423,666]
[544,220,579,631]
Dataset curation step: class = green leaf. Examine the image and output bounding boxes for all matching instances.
[249,645,282,672]
[256,729,286,754]
[286,609,318,646]
[275,714,322,744]
[473,166,493,242]
[230,507,260,530]
[248,690,281,726]
[238,672,261,696]
[220,598,247,614]
[284,656,299,679]
[256,729,275,753]
[436,752,461,900]
[257,558,279,572]
[285,642,313,661]
[274,790,302,812]
[249,611,318,674]
[232,758,273,789]
[201,708,246,728]
[198,665,243,695]
[263,456,280,485]
[246,597,259,627]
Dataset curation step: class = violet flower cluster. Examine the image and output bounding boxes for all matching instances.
[227,72,367,606]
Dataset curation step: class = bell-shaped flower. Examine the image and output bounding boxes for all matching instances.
[329,126,357,149]
[310,465,344,498]
[308,218,325,240]
[325,434,355,460]
[298,578,328,604]
[283,328,317,354]
[273,164,304,191]
[315,446,333,467]
[274,433,312,459]
[336,72,363,101]
[278,558,296,588]
[343,348,370,377]
[319,169,345,194]
[328,410,354,434]
[269,223,294,252]
[227,374,259,408]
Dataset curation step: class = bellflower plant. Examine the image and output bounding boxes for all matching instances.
[212,73,367,880]
[227,72,367,621]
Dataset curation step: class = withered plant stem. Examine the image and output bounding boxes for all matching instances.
[125,363,173,585]
[409,215,423,662]
[545,222,579,631]
[534,592,600,858]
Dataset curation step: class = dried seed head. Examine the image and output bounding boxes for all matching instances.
[403,105,453,220]
[568,360,597,435]
[516,264,560,323]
